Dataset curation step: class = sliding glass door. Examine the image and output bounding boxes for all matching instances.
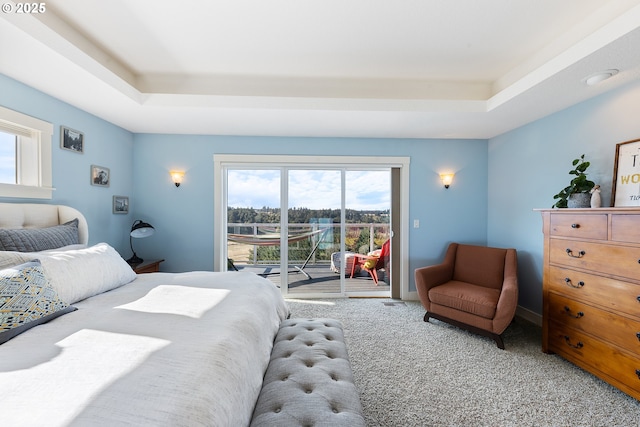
[226,169,283,287]
[344,170,391,294]
[217,155,403,298]
[285,169,343,295]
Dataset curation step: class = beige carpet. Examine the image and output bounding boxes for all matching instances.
[284,298,640,427]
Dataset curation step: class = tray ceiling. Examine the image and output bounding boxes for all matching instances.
[2,0,640,138]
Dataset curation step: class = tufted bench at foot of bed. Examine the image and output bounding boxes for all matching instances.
[250,318,366,427]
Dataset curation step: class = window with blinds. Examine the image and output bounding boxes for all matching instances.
[0,106,53,199]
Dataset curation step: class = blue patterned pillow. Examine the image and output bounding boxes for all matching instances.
[0,259,76,344]
[0,219,79,252]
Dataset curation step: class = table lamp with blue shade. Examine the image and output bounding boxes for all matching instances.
[127,220,155,265]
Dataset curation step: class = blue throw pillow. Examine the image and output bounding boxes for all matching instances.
[0,259,76,344]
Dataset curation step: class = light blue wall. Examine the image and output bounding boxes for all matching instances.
[4,70,640,311]
[0,74,135,254]
[0,73,489,292]
[131,135,489,292]
[487,80,640,314]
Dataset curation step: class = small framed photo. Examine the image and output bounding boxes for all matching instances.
[90,165,110,187]
[113,196,129,214]
[60,126,84,153]
[611,138,640,207]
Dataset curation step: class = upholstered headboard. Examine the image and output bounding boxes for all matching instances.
[0,203,89,245]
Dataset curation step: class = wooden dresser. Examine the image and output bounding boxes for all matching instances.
[539,208,640,400]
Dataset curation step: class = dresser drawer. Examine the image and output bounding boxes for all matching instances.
[611,214,640,244]
[549,214,607,240]
[548,321,640,395]
[549,239,640,280]
[548,292,640,354]
[548,266,640,318]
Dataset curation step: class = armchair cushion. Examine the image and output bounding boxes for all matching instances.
[428,281,500,319]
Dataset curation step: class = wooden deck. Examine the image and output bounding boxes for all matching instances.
[232,263,390,295]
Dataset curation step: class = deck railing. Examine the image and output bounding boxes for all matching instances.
[227,222,390,265]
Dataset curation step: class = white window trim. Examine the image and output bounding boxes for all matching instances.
[0,106,53,199]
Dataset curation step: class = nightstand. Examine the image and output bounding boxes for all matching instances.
[129,259,164,273]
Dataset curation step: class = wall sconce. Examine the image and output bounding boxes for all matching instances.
[440,173,455,189]
[170,170,185,187]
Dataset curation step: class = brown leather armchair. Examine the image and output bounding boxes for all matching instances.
[415,243,518,349]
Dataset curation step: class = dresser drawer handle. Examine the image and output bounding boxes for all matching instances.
[564,278,585,288]
[637,296,640,303]
[637,369,640,380]
[636,332,640,342]
[563,306,584,318]
[571,223,580,229]
[564,336,584,349]
[566,248,586,258]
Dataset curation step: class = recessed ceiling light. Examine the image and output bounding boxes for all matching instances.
[584,69,619,86]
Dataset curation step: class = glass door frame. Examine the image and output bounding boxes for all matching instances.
[213,154,411,299]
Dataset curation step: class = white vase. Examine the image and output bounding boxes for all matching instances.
[590,187,601,208]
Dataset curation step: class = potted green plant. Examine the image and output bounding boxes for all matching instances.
[552,154,596,208]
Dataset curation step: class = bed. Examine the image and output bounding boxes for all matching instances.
[0,203,289,426]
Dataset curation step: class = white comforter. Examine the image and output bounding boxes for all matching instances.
[0,271,289,427]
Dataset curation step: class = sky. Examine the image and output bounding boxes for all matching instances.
[228,169,390,211]
[0,131,16,184]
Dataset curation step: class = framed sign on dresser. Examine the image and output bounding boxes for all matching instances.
[538,208,640,400]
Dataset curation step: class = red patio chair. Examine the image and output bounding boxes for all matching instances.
[350,239,390,285]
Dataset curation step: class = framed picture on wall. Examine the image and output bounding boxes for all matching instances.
[60,126,84,153]
[611,138,640,207]
[90,165,110,187]
[113,195,129,214]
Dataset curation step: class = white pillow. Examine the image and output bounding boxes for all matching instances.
[39,244,88,253]
[0,251,33,270]
[0,243,137,304]
[0,244,88,269]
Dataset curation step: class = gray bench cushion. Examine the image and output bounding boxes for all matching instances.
[250,318,365,427]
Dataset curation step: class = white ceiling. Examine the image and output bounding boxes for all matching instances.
[1,0,640,139]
